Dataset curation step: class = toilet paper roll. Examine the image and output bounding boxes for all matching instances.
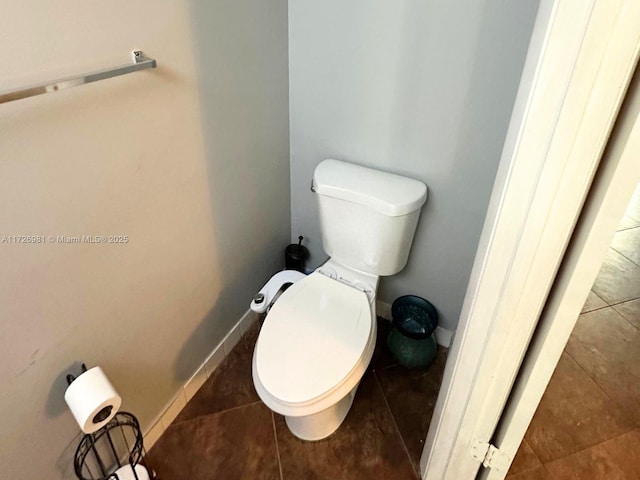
[111,464,150,480]
[64,366,122,434]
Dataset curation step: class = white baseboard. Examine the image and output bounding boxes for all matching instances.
[434,326,454,348]
[375,300,454,348]
[375,299,393,320]
[142,308,256,450]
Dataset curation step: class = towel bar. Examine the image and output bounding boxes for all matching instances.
[0,51,157,105]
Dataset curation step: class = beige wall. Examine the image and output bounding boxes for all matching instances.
[288,0,540,332]
[0,1,289,478]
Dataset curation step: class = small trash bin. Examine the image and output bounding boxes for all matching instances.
[386,295,438,369]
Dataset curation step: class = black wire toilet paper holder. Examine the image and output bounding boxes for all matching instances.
[67,365,155,480]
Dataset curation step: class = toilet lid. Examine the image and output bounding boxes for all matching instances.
[255,272,372,404]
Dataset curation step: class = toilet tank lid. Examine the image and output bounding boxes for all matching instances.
[313,159,427,216]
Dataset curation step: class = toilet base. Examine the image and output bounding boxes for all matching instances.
[284,384,359,441]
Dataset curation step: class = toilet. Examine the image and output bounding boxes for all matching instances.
[252,158,427,441]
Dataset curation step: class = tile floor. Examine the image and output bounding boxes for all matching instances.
[149,185,640,480]
[148,318,447,479]
[507,184,640,479]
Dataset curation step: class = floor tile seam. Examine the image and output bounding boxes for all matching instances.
[532,333,637,462]
[534,426,636,467]
[563,348,629,411]
[587,291,615,308]
[170,400,264,427]
[615,311,640,333]
[518,438,544,474]
[511,463,553,479]
[372,370,421,479]
[270,411,284,480]
[605,297,640,308]
[607,302,640,333]
[595,294,639,310]
[541,463,554,479]
[579,302,640,334]
[581,304,609,315]
[609,245,640,268]
[540,428,639,471]
[372,361,400,372]
[582,302,640,335]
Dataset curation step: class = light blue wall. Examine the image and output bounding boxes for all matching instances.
[289,0,540,331]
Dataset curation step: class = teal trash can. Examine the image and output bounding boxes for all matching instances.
[387,295,438,369]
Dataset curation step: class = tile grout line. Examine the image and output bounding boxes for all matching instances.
[581,288,608,315]
[609,246,640,268]
[511,463,554,479]
[606,298,640,307]
[374,361,401,372]
[607,299,640,333]
[517,438,544,475]
[582,301,640,333]
[541,463,555,479]
[271,411,284,480]
[581,304,609,315]
[528,351,635,464]
[611,226,640,264]
[541,428,640,472]
[591,290,606,303]
[171,401,264,427]
[563,349,638,431]
[372,370,420,479]
[613,309,640,333]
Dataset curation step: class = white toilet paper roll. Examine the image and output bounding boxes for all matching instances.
[110,464,150,480]
[64,366,122,434]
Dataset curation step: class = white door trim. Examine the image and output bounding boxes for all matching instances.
[486,31,640,480]
[420,1,640,478]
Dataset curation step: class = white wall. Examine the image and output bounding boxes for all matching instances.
[0,1,289,478]
[289,0,539,331]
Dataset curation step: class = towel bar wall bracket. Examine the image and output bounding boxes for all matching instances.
[0,50,157,105]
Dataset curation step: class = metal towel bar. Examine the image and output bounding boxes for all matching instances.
[0,51,157,105]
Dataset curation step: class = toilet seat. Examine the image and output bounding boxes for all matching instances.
[254,271,372,405]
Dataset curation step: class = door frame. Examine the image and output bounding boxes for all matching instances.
[420,1,640,478]
[486,47,640,480]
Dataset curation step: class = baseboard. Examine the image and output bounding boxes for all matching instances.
[375,300,454,348]
[142,308,257,449]
[433,326,454,348]
[375,299,393,320]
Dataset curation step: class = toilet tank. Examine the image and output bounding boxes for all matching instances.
[312,159,427,276]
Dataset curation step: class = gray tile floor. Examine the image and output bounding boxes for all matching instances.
[149,317,447,479]
[507,184,640,479]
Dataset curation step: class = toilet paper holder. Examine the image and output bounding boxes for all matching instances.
[65,363,89,386]
[66,364,115,427]
[65,363,155,480]
[72,411,153,480]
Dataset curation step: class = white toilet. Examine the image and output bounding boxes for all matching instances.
[252,158,427,441]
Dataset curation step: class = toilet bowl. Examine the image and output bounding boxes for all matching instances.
[252,267,377,440]
[251,158,427,440]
